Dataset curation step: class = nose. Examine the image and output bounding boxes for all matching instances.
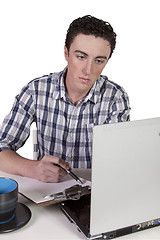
[82,60,92,75]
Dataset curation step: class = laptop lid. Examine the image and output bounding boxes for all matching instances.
[90,117,160,236]
[59,117,160,239]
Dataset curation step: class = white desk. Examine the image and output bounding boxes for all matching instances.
[1,194,160,240]
[1,169,160,240]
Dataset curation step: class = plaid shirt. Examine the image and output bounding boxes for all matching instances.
[0,68,130,168]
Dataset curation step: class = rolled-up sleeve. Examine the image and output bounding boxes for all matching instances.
[107,88,131,124]
[0,84,35,152]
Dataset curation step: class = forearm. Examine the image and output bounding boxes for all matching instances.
[0,149,38,179]
[0,150,70,182]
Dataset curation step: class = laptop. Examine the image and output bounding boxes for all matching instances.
[59,117,160,239]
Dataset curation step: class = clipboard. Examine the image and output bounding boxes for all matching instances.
[0,170,91,206]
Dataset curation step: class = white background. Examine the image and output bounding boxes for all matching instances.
[0,0,160,157]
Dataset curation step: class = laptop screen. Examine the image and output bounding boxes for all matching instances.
[60,194,91,238]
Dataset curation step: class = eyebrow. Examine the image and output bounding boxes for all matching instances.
[74,50,108,60]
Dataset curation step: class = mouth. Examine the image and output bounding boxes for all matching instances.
[79,77,90,83]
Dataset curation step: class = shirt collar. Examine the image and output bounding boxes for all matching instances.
[84,75,106,104]
[52,67,67,100]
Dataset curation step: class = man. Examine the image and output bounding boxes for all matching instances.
[0,15,130,182]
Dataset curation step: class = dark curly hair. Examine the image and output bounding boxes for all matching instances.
[65,15,117,58]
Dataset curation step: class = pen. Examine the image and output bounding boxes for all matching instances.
[55,164,83,185]
[65,169,83,184]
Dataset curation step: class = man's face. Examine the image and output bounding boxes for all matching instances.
[64,34,111,103]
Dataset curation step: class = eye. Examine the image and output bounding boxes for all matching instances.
[95,58,104,64]
[77,55,85,60]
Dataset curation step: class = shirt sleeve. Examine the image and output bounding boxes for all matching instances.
[106,88,131,123]
[0,84,35,152]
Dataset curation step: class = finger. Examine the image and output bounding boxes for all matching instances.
[46,155,71,171]
[41,172,63,183]
[45,170,64,183]
[59,161,71,171]
[49,163,68,176]
[42,155,71,176]
[42,163,66,182]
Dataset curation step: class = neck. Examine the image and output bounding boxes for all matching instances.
[64,72,88,105]
[68,93,86,106]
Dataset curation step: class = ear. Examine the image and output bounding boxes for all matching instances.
[64,46,69,61]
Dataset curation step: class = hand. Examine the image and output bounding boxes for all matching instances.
[34,155,71,183]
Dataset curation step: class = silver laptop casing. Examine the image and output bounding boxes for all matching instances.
[90,117,160,237]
